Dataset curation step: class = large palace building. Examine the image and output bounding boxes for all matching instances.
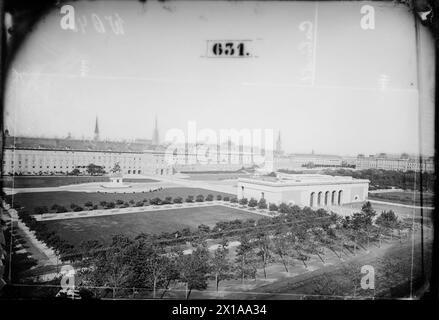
[1,118,260,176]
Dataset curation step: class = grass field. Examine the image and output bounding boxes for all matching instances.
[42,205,259,246]
[8,187,233,214]
[368,191,434,207]
[1,175,160,189]
[345,202,434,221]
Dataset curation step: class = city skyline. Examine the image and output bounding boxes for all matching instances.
[3,1,435,156]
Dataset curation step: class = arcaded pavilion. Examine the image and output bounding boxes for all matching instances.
[237,173,370,207]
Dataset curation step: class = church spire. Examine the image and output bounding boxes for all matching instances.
[94,116,100,141]
[276,131,282,155]
[152,115,159,145]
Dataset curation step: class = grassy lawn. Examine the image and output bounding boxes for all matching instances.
[1,175,160,188]
[7,187,233,214]
[345,202,434,222]
[42,205,259,246]
[2,176,110,188]
[368,191,434,207]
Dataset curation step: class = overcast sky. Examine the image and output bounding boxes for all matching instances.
[4,0,435,156]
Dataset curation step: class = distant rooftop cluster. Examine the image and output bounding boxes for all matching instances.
[2,136,152,153]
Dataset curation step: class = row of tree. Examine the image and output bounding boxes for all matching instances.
[65,202,409,299]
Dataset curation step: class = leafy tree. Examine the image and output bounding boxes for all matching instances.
[150,197,162,205]
[210,238,233,291]
[272,235,292,272]
[106,202,115,209]
[197,224,210,234]
[162,197,173,204]
[173,197,183,204]
[178,244,210,299]
[84,201,94,208]
[258,198,267,209]
[269,203,278,212]
[253,232,273,278]
[34,206,48,215]
[69,168,81,176]
[278,203,290,214]
[375,210,399,229]
[56,206,68,213]
[235,234,257,283]
[86,163,105,176]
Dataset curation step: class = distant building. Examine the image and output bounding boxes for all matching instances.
[274,153,344,170]
[237,173,369,207]
[1,117,263,176]
[355,154,434,173]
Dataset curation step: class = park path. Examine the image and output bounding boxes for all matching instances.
[33,200,275,222]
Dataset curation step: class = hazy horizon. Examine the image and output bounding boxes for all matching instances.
[4,0,435,157]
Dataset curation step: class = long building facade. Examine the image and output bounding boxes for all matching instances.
[237,173,369,207]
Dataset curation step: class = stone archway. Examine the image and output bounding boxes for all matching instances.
[324,191,329,206]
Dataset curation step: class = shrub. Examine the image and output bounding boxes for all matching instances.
[92,205,98,210]
[84,201,93,208]
[56,206,68,213]
[269,203,278,212]
[278,203,290,214]
[73,206,83,212]
[106,202,115,209]
[34,206,48,215]
[99,201,107,207]
[258,198,268,209]
[150,197,162,205]
[196,195,205,202]
[162,196,173,204]
[198,224,210,233]
[129,199,135,205]
[223,196,230,201]
[230,197,238,203]
[173,197,183,204]
[216,195,222,201]
[206,194,214,201]
[135,201,144,207]
[185,196,194,203]
[239,198,248,206]
[116,199,124,205]
[248,198,258,208]
[51,204,59,211]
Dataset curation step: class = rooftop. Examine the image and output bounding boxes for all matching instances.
[238,173,369,187]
